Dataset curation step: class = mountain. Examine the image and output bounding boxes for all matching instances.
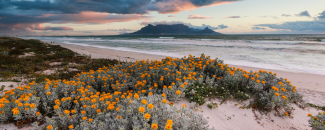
[125,24,223,35]
[195,27,223,35]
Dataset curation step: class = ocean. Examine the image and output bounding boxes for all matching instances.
[20,34,325,75]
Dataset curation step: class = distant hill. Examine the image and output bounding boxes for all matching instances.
[122,24,223,35]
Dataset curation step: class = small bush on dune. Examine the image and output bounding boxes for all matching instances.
[308,112,325,130]
[0,54,305,129]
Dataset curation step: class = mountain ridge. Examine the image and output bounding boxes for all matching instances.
[122,24,223,35]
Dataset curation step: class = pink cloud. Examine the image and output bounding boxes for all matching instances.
[149,1,234,14]
[44,11,151,24]
[168,15,176,17]
[188,14,212,19]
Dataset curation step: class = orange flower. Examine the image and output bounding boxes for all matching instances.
[165,124,172,130]
[162,99,167,104]
[139,107,145,113]
[47,125,52,130]
[81,110,87,114]
[162,93,166,97]
[275,93,279,96]
[144,113,151,119]
[182,104,187,108]
[142,100,147,105]
[117,115,121,119]
[307,113,312,116]
[68,125,73,129]
[169,102,174,106]
[147,104,154,109]
[151,123,158,129]
[282,95,288,99]
[176,90,181,95]
[82,117,87,120]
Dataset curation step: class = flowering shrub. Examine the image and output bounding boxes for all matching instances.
[0,54,305,129]
[308,111,325,130]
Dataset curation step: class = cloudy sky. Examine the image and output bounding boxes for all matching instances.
[1,0,325,36]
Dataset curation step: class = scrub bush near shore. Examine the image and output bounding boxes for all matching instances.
[0,53,305,129]
[308,112,325,130]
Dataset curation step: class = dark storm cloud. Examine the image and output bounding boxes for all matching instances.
[2,0,240,14]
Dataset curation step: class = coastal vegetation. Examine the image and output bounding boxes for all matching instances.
[0,37,120,83]
[0,37,323,130]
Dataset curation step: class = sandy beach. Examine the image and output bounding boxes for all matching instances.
[30,41,323,129]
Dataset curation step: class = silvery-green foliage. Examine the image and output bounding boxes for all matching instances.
[308,112,325,130]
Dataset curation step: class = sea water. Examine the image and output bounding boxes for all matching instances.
[20,34,325,75]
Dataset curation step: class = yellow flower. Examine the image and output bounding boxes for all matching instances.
[176,90,181,95]
[68,125,73,129]
[139,107,145,113]
[144,113,151,119]
[151,123,158,129]
[142,100,147,105]
[47,125,52,130]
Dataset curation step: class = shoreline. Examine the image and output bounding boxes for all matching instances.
[51,41,325,93]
